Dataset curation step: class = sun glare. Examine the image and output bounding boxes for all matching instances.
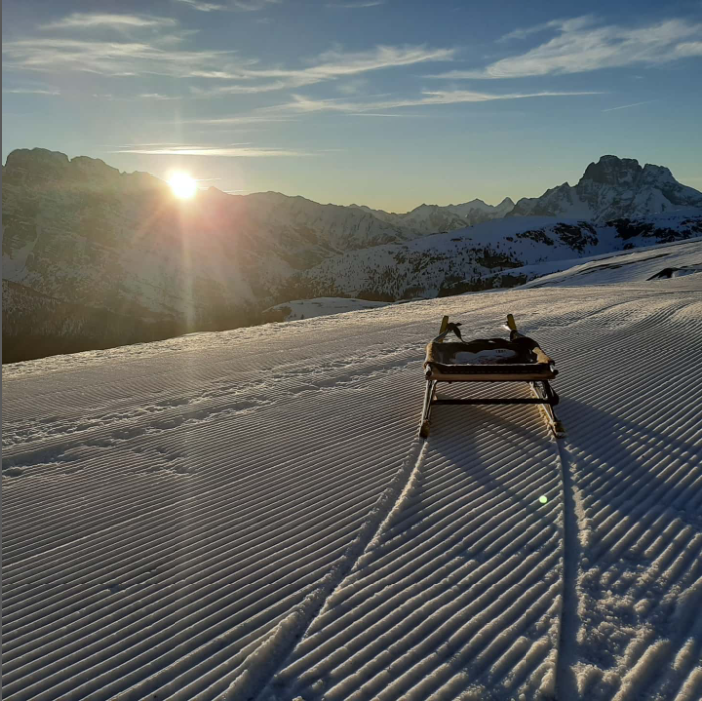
[169,171,197,199]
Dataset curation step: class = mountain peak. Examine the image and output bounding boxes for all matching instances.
[4,148,70,182]
[3,148,162,191]
[510,154,702,222]
[580,155,642,187]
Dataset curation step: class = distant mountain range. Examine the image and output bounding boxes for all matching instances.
[3,149,701,361]
[289,214,702,303]
[350,197,516,234]
[510,155,702,222]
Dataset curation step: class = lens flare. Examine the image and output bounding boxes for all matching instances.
[169,172,197,199]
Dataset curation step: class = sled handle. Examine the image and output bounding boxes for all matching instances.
[506,314,517,332]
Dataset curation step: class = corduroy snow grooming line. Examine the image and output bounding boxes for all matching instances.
[419,314,565,439]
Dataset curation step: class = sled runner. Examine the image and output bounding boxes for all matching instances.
[419,314,565,439]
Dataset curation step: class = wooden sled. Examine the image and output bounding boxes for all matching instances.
[419,314,565,439]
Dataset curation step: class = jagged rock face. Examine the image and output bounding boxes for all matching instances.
[237,191,410,254]
[510,155,702,223]
[2,148,156,192]
[580,155,641,187]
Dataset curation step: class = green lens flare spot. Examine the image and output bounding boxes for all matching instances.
[539,495,548,505]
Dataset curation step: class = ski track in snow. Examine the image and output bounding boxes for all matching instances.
[3,268,702,700]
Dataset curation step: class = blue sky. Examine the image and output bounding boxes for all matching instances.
[3,0,702,210]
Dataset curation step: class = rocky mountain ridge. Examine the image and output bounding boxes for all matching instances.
[351,197,516,234]
[3,149,701,362]
[510,155,702,222]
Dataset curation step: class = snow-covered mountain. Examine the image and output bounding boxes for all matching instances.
[1,149,410,361]
[3,148,701,362]
[352,197,515,234]
[510,155,702,222]
[290,214,702,301]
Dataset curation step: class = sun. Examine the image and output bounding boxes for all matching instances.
[168,171,197,199]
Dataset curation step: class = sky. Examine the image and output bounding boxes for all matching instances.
[2,0,702,211]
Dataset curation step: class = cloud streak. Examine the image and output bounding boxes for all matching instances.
[430,17,702,79]
[230,0,281,11]
[2,87,61,95]
[41,13,178,31]
[267,45,455,79]
[2,37,237,78]
[326,1,386,8]
[189,45,456,96]
[111,144,312,157]
[5,15,455,100]
[172,0,226,11]
[497,16,596,43]
[602,100,656,112]
[675,41,702,57]
[172,0,281,11]
[274,88,602,113]
[182,114,295,125]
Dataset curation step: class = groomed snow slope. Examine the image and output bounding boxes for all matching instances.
[523,238,702,288]
[478,237,702,291]
[3,252,702,700]
[263,297,389,322]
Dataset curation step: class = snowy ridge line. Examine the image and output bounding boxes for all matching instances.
[0,289,514,390]
[239,438,429,701]
[0,322,431,448]
[523,239,702,289]
[1,302,432,389]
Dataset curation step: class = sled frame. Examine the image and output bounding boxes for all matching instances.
[419,315,565,439]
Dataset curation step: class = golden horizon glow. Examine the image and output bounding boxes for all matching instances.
[169,171,197,199]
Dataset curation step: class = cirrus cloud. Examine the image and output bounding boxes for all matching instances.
[110,144,313,157]
[40,13,178,31]
[171,0,226,11]
[273,88,603,114]
[430,17,702,79]
[189,44,457,96]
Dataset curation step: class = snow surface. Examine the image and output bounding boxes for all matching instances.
[263,297,389,322]
[3,244,702,701]
[298,215,701,301]
[487,237,702,290]
[523,238,702,288]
